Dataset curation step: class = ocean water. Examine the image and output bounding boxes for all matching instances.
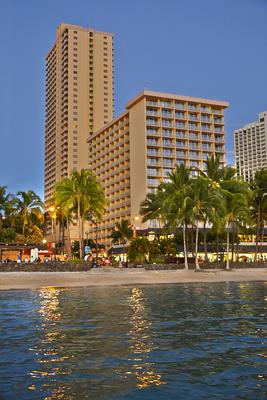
[0,282,266,400]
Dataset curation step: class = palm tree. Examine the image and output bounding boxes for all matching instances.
[15,190,43,237]
[250,168,267,261]
[0,186,7,230]
[189,175,222,270]
[110,219,133,260]
[161,164,192,270]
[222,189,250,269]
[140,191,164,225]
[0,186,14,230]
[54,169,107,259]
[200,156,246,265]
[128,237,150,264]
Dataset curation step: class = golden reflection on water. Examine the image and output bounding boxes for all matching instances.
[28,287,71,399]
[39,287,62,323]
[127,287,166,389]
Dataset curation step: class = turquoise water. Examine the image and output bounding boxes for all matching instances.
[0,282,266,399]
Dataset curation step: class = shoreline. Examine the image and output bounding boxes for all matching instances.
[0,268,266,290]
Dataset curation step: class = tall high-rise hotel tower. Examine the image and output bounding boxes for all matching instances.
[44,23,114,207]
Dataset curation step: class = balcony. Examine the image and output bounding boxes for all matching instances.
[189,134,198,140]
[162,140,172,147]
[214,118,223,124]
[201,107,210,113]
[163,168,172,176]
[202,134,212,141]
[189,124,198,130]
[147,140,159,146]
[148,179,158,186]
[163,150,173,157]
[162,120,173,128]
[147,149,161,156]
[146,119,158,126]
[176,151,186,157]
[188,105,198,112]
[162,130,172,138]
[147,169,159,176]
[162,112,173,118]
[189,115,198,121]
[202,125,212,132]
[160,102,172,108]
[215,137,224,143]
[147,129,159,136]
[202,144,212,150]
[147,100,158,106]
[175,123,186,129]
[190,152,199,158]
[176,141,186,147]
[175,112,185,119]
[175,133,185,139]
[163,160,173,166]
[147,158,160,166]
[189,143,199,149]
[212,109,223,115]
[174,102,185,110]
[146,110,159,116]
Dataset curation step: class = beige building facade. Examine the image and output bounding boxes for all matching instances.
[44,23,114,242]
[89,90,228,246]
[234,111,267,182]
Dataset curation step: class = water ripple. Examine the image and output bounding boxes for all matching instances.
[0,282,266,399]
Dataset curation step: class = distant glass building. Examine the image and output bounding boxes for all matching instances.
[234,111,267,182]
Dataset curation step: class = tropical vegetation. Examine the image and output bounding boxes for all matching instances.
[2,158,267,266]
[0,186,44,243]
[53,169,107,258]
[138,156,254,269]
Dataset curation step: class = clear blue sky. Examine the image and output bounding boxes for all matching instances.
[1,0,267,199]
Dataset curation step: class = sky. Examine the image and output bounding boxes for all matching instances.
[1,0,267,199]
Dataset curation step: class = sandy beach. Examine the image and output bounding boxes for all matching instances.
[0,268,266,290]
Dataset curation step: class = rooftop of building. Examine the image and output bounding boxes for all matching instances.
[126,89,229,109]
[234,111,267,132]
[46,23,114,57]
[90,89,229,141]
[57,22,114,37]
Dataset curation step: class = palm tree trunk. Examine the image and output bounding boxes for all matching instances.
[216,233,219,263]
[195,220,200,270]
[67,218,71,256]
[77,199,82,259]
[81,218,84,259]
[226,226,230,270]
[231,224,235,264]
[236,236,239,265]
[260,221,264,258]
[95,221,99,265]
[62,222,65,254]
[254,204,261,262]
[183,222,189,270]
[203,220,208,262]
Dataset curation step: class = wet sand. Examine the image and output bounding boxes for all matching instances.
[0,268,266,290]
